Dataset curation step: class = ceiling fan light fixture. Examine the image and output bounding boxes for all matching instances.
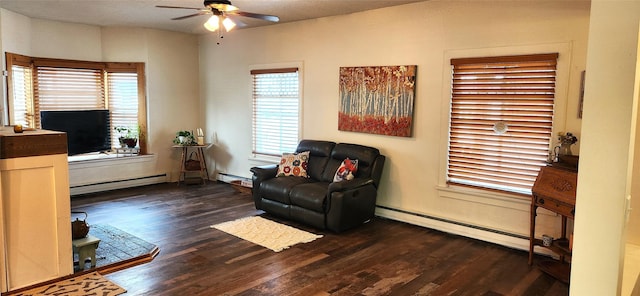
[222,17,236,31]
[211,3,239,12]
[204,15,220,31]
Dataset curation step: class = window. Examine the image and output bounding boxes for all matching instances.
[251,67,300,157]
[8,63,34,127]
[6,53,146,152]
[447,53,558,195]
[107,70,142,148]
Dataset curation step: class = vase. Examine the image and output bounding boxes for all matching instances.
[123,138,137,148]
[559,143,573,156]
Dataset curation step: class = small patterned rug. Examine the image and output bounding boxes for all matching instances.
[211,216,323,252]
[12,272,125,296]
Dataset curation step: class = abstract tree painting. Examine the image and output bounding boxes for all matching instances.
[338,65,416,137]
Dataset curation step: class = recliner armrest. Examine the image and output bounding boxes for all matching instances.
[250,165,278,210]
[250,165,278,182]
[328,178,374,193]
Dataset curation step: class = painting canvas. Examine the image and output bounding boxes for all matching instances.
[338,65,416,137]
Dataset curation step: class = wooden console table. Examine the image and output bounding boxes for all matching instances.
[173,144,211,185]
[529,165,577,284]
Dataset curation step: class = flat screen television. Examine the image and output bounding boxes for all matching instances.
[40,110,112,156]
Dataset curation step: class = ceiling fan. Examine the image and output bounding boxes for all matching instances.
[157,0,279,34]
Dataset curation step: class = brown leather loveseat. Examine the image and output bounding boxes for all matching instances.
[250,139,385,232]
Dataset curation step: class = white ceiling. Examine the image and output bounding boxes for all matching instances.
[0,0,427,35]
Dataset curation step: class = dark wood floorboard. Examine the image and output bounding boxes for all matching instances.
[71,182,569,296]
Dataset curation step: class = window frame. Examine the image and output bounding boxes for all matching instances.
[445,53,559,196]
[250,62,303,160]
[5,52,147,154]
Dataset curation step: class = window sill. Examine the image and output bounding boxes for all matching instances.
[68,152,154,168]
[248,154,280,165]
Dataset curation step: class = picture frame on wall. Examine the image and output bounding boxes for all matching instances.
[338,65,417,137]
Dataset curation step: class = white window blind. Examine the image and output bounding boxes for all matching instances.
[108,72,139,148]
[9,64,34,128]
[35,66,104,112]
[447,53,558,195]
[251,68,300,157]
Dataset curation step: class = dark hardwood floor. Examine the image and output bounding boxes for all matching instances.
[71,182,569,296]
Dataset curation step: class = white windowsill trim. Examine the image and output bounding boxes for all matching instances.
[248,154,280,165]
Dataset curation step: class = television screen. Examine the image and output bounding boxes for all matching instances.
[41,110,111,156]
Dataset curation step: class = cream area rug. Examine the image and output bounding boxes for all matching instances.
[12,272,125,296]
[211,216,323,252]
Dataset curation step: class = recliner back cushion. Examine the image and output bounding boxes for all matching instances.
[296,140,336,180]
[321,143,380,182]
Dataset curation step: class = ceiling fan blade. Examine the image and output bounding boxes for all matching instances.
[156,5,202,10]
[171,12,210,20]
[227,11,279,22]
[224,15,247,28]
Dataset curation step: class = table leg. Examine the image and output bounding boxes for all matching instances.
[529,203,537,265]
[196,147,206,184]
[178,147,187,185]
[199,147,210,181]
[559,216,568,262]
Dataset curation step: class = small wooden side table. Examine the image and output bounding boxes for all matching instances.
[173,144,211,185]
[72,235,101,270]
[529,165,577,284]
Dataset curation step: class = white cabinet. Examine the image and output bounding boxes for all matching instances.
[0,130,73,292]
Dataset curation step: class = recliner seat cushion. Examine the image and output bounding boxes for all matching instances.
[289,182,331,212]
[260,176,312,204]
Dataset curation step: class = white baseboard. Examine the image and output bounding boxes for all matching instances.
[217,172,250,183]
[375,206,556,257]
[70,174,168,196]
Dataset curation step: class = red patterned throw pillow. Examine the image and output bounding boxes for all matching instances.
[276,151,310,177]
[333,158,358,182]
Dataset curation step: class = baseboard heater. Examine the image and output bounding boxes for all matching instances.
[217,172,251,183]
[70,174,168,196]
[375,205,551,255]
[376,205,528,239]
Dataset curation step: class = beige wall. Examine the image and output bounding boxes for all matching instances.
[200,0,590,245]
[31,18,102,61]
[0,11,201,182]
[630,29,640,248]
[572,1,640,295]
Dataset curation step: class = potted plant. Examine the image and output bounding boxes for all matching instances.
[114,126,138,148]
[173,130,196,145]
